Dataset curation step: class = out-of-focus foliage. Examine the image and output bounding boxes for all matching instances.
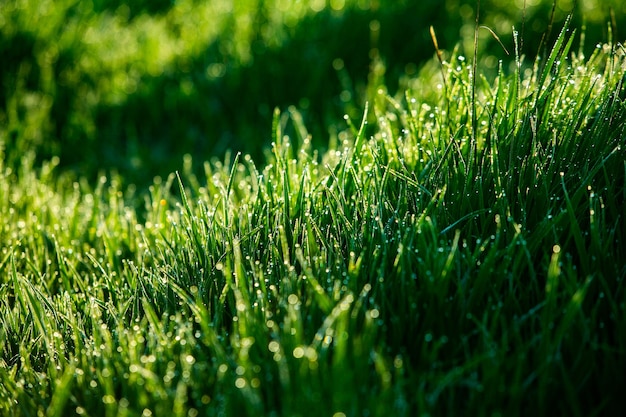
[1,0,624,186]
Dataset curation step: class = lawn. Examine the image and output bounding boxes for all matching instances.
[1,1,625,416]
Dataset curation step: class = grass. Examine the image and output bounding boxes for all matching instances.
[2,0,625,187]
[2,15,626,417]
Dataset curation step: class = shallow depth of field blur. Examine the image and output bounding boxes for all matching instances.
[2,1,626,416]
[2,0,624,186]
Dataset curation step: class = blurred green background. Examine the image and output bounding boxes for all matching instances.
[1,0,624,187]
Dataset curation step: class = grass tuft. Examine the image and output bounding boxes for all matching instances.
[2,18,626,417]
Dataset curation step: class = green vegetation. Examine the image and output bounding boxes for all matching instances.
[2,0,625,185]
[2,1,626,416]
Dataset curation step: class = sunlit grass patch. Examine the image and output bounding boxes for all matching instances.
[1,19,626,417]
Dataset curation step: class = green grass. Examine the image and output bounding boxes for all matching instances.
[2,15,626,417]
[2,0,625,187]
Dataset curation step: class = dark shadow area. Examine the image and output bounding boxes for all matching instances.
[2,1,623,188]
[52,3,469,187]
[92,0,174,18]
